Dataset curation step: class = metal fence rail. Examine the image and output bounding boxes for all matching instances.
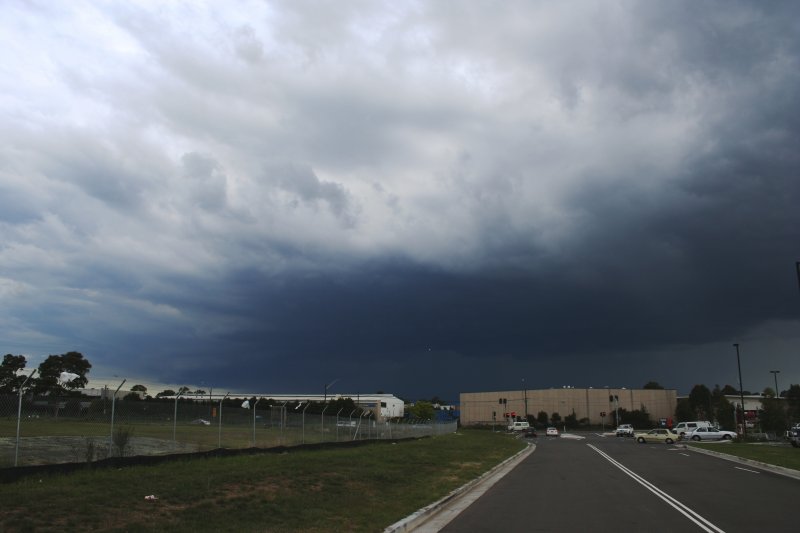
[0,395,457,467]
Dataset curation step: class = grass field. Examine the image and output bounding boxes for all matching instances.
[690,441,800,471]
[0,429,526,532]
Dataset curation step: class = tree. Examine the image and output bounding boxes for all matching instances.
[643,381,664,390]
[428,396,445,406]
[564,411,579,429]
[628,406,652,428]
[675,398,694,422]
[721,384,739,395]
[408,401,434,420]
[326,396,359,414]
[711,385,735,430]
[550,412,562,426]
[177,386,191,395]
[536,411,549,427]
[688,384,712,420]
[615,407,652,428]
[786,384,800,422]
[0,354,27,394]
[31,351,91,396]
[131,384,147,393]
[155,389,176,398]
[759,397,787,433]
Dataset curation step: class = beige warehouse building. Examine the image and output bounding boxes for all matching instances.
[460,388,677,426]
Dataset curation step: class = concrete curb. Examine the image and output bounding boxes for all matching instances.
[688,444,800,481]
[384,442,536,532]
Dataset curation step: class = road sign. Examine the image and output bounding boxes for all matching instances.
[600,411,606,417]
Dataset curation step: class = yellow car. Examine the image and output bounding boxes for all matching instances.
[634,428,678,444]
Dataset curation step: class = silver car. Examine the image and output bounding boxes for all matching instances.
[686,426,736,441]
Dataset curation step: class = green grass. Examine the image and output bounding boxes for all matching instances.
[689,442,800,471]
[0,429,526,532]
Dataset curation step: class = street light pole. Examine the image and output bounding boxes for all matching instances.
[324,378,339,403]
[734,343,747,438]
[769,370,780,398]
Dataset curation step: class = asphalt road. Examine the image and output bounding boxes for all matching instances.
[438,433,798,532]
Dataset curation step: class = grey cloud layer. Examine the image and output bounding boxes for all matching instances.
[1,1,798,397]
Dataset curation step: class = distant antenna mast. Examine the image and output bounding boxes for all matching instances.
[796,261,800,292]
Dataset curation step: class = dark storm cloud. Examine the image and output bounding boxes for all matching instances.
[1,1,799,399]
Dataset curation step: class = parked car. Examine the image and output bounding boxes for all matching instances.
[788,426,800,448]
[546,427,559,437]
[673,421,712,437]
[616,424,634,437]
[634,428,678,444]
[686,426,736,441]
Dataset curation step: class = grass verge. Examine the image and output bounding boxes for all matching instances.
[689,442,800,471]
[0,429,526,533]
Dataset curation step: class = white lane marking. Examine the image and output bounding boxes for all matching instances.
[680,453,690,457]
[588,444,725,533]
[734,467,760,474]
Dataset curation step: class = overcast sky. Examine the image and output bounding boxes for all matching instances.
[2,1,799,402]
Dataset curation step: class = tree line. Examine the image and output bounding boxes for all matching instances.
[677,383,800,433]
[1,352,91,396]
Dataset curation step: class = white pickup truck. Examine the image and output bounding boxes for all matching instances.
[615,424,634,437]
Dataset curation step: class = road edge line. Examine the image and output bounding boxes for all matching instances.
[686,445,800,481]
[383,441,535,533]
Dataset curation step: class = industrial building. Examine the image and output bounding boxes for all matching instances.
[459,387,677,426]
[235,393,405,419]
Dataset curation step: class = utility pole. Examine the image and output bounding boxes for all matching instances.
[734,343,746,439]
[522,378,528,419]
[770,370,780,398]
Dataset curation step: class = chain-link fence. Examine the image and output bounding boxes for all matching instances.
[0,395,457,467]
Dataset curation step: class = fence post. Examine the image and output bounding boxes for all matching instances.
[252,397,262,447]
[173,391,184,448]
[335,408,343,441]
[109,378,126,455]
[218,392,229,449]
[302,402,310,444]
[280,401,287,445]
[349,409,356,440]
[14,369,37,467]
[321,403,329,443]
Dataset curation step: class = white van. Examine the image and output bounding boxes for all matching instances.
[673,421,711,437]
[508,421,530,431]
